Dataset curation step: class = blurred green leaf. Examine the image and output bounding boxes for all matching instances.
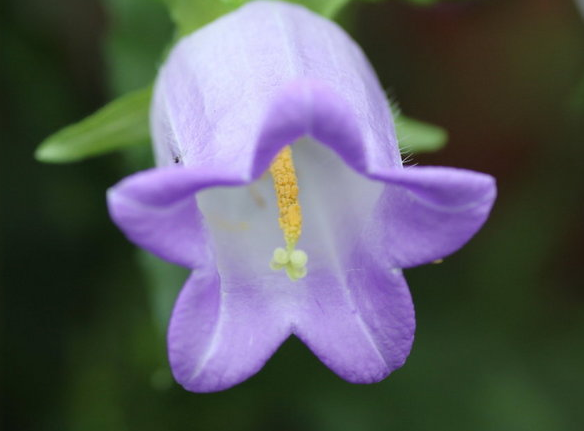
[103,0,173,95]
[287,0,349,16]
[163,0,350,36]
[396,114,448,153]
[163,0,243,37]
[36,87,152,163]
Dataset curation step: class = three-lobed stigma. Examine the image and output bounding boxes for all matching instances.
[269,146,308,281]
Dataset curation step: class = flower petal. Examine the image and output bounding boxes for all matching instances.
[294,265,415,383]
[152,0,401,176]
[168,268,292,392]
[107,167,242,268]
[370,166,497,268]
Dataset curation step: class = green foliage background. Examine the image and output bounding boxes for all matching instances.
[2,0,584,430]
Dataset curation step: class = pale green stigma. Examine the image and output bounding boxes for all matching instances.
[269,246,308,281]
[289,249,308,269]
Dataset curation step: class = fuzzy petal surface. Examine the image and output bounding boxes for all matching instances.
[151,1,401,176]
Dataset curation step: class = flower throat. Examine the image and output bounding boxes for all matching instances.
[269,146,308,281]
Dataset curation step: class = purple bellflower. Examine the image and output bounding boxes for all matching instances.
[107,1,496,392]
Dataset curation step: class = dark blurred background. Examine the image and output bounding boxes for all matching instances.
[2,0,583,430]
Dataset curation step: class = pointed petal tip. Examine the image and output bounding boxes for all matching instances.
[297,328,413,386]
[371,166,497,268]
[168,271,293,393]
[290,267,415,387]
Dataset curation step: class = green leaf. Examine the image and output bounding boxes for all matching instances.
[163,0,242,37]
[396,114,448,153]
[164,0,351,37]
[287,0,349,17]
[36,87,152,163]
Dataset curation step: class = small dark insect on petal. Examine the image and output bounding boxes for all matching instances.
[173,156,181,164]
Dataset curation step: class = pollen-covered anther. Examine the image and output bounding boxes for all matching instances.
[269,146,308,280]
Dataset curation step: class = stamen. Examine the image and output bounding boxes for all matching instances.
[269,146,308,281]
[269,146,302,246]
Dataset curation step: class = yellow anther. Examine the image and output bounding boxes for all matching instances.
[269,145,308,281]
[269,146,302,247]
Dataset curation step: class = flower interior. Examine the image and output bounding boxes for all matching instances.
[195,138,386,288]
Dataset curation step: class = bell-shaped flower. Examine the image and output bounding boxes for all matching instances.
[107,1,496,392]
